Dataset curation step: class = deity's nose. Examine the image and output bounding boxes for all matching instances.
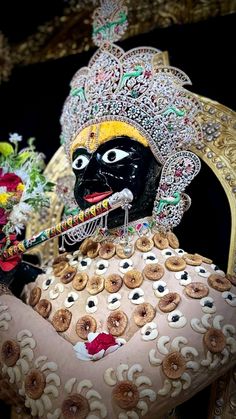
[82,153,107,185]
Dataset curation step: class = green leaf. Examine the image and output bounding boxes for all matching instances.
[44,182,55,192]
[18,151,31,163]
[0,142,14,156]
[27,137,36,149]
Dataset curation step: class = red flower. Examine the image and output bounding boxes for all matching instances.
[0,172,22,192]
[0,254,21,272]
[0,234,21,271]
[85,333,116,355]
[0,208,8,225]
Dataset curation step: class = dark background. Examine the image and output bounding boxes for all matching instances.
[0,13,236,159]
[1,13,236,158]
[0,11,235,419]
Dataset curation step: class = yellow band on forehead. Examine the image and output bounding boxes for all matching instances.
[70,121,149,157]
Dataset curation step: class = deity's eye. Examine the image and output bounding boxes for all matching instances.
[72,155,90,171]
[102,148,129,164]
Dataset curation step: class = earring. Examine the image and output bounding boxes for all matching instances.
[59,235,66,253]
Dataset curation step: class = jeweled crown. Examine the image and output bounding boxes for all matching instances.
[60,0,202,164]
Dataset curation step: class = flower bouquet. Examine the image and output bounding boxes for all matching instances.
[0,133,54,275]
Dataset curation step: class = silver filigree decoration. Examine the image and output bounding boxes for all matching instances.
[153,151,201,231]
[60,44,203,164]
[92,0,128,46]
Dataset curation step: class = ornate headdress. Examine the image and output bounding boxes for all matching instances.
[60,0,202,232]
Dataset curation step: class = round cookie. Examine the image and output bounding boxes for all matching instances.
[52,309,72,332]
[123,270,143,289]
[133,302,156,326]
[29,287,41,307]
[208,274,231,292]
[112,381,139,409]
[53,261,69,277]
[60,266,77,284]
[166,231,179,249]
[143,263,164,280]
[62,394,89,419]
[105,274,123,293]
[86,241,100,259]
[99,242,116,259]
[165,256,186,272]
[52,253,68,265]
[107,310,128,336]
[35,299,52,318]
[1,340,20,367]
[185,282,209,299]
[25,369,46,400]
[195,253,213,264]
[136,237,154,252]
[158,292,181,313]
[183,253,202,266]
[80,238,94,256]
[153,232,169,250]
[116,244,134,259]
[76,315,97,340]
[87,275,105,295]
[162,352,186,379]
[72,273,88,291]
[203,328,226,353]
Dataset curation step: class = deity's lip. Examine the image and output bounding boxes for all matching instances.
[83,191,113,203]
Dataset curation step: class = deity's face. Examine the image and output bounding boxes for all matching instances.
[72,136,158,213]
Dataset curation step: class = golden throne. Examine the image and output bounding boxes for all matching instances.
[19,48,236,417]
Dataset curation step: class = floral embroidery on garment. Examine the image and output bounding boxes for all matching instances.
[191,314,236,369]
[149,335,199,397]
[1,328,61,418]
[22,357,60,417]
[63,377,107,418]
[104,363,156,418]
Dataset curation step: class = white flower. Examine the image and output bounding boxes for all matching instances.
[30,182,45,195]
[18,202,32,214]
[14,169,29,183]
[9,210,27,225]
[9,133,22,143]
[0,187,7,193]
[11,223,24,235]
[9,202,32,225]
